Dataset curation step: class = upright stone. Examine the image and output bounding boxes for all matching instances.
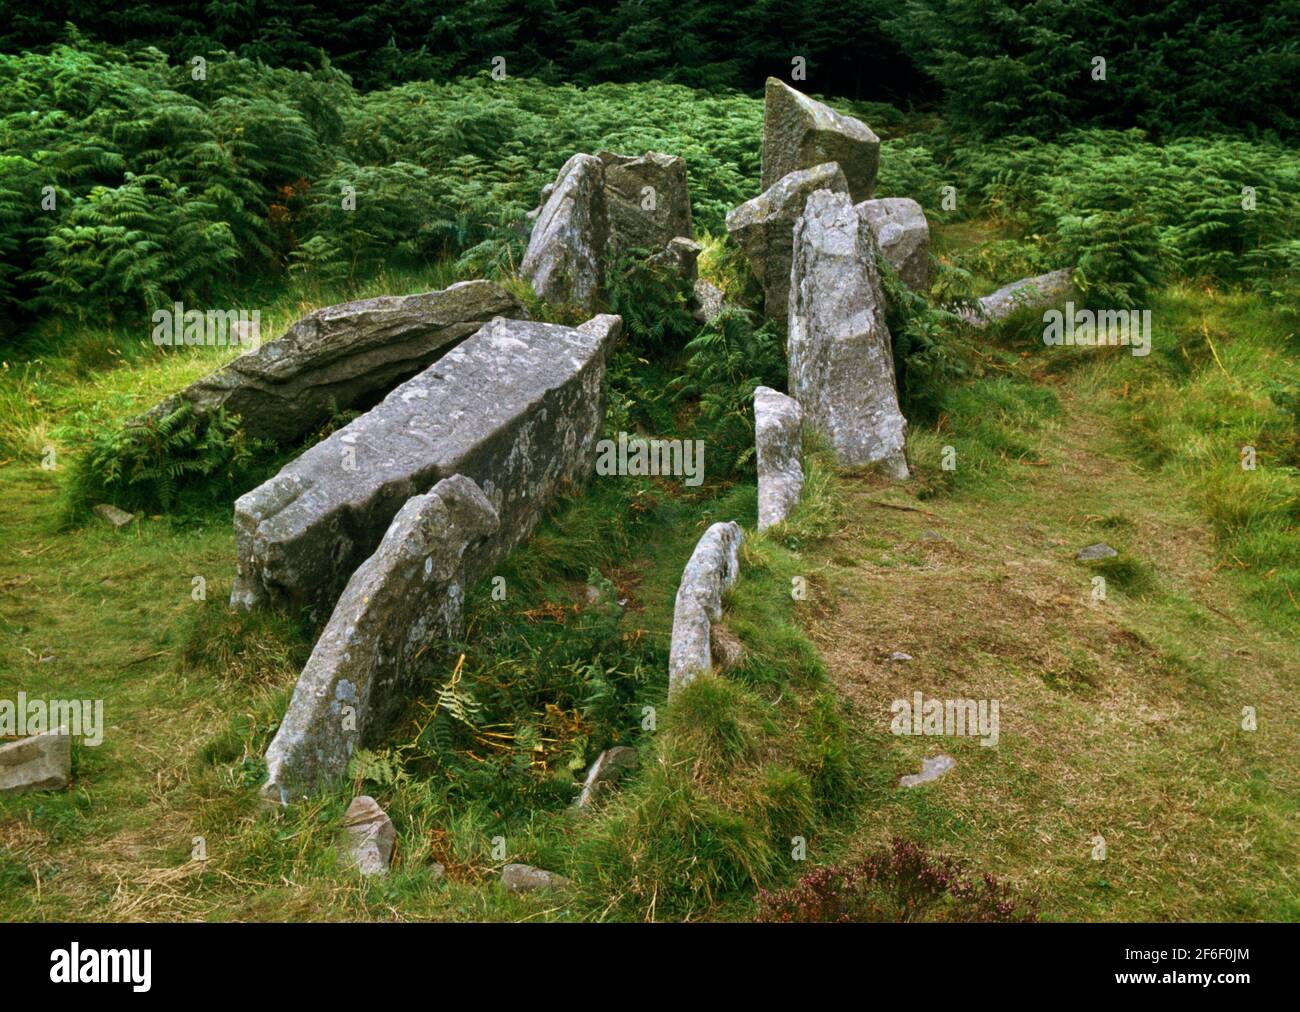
[231,314,622,617]
[762,78,880,203]
[754,386,804,531]
[261,475,498,802]
[856,198,931,290]
[726,162,849,322]
[668,521,744,696]
[599,151,693,256]
[341,795,397,875]
[140,281,522,444]
[789,189,909,479]
[521,154,608,311]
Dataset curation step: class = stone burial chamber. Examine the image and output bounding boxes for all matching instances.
[230,313,623,619]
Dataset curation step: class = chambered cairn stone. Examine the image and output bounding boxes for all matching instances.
[599,150,693,256]
[754,386,804,531]
[668,521,744,696]
[141,281,522,444]
[231,314,622,618]
[856,198,931,290]
[261,475,498,803]
[789,189,909,479]
[762,78,880,203]
[521,153,609,311]
[726,161,849,322]
[963,268,1075,327]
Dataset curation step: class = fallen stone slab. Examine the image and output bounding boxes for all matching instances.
[0,729,71,795]
[341,795,396,876]
[231,314,621,617]
[141,281,523,444]
[726,161,848,322]
[789,189,909,478]
[261,475,499,803]
[576,746,639,808]
[962,268,1075,327]
[92,504,135,530]
[501,863,570,893]
[600,150,693,256]
[856,197,931,290]
[898,754,955,788]
[754,386,804,531]
[668,521,744,696]
[521,153,608,311]
[1077,542,1119,561]
[762,78,880,203]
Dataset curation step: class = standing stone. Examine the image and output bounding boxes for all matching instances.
[0,729,71,795]
[521,153,608,311]
[726,162,849,322]
[963,268,1075,327]
[576,746,639,808]
[762,78,880,203]
[231,314,621,617]
[668,521,744,696]
[856,198,931,290]
[599,151,693,256]
[261,475,499,803]
[140,281,523,444]
[789,189,909,479]
[754,386,804,531]
[645,236,702,282]
[341,795,396,875]
[692,278,726,323]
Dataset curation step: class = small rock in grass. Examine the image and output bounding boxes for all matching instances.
[341,795,395,876]
[1077,543,1118,561]
[92,504,135,530]
[889,651,913,662]
[501,863,570,893]
[898,754,955,788]
[920,530,945,542]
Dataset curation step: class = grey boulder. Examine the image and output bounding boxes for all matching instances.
[341,795,396,876]
[645,236,702,282]
[856,198,931,290]
[501,863,570,893]
[142,280,522,444]
[261,475,499,803]
[762,78,880,203]
[231,314,621,618]
[963,269,1075,327]
[600,150,693,256]
[521,153,608,311]
[0,729,71,795]
[726,161,849,322]
[668,521,744,696]
[754,386,804,531]
[1077,542,1119,561]
[788,189,909,478]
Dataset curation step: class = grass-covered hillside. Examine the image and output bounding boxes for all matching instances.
[0,28,1296,923]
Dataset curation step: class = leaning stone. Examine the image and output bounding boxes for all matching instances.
[962,269,1075,327]
[576,746,639,808]
[261,475,499,802]
[231,314,621,617]
[341,795,396,876]
[754,386,804,531]
[726,162,848,321]
[856,198,931,290]
[668,521,744,696]
[599,150,693,256]
[521,153,608,311]
[0,729,71,795]
[898,754,955,788]
[762,78,880,202]
[141,281,522,444]
[92,504,135,530]
[1077,542,1118,561]
[501,863,570,893]
[645,236,702,282]
[789,189,909,478]
[692,279,727,323]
